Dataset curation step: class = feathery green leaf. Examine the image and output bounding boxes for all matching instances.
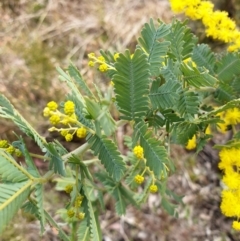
[192,44,216,75]
[0,181,32,234]
[112,48,150,121]
[87,134,126,181]
[138,18,171,76]
[0,150,31,182]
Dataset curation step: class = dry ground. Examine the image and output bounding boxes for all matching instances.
[1,0,240,240]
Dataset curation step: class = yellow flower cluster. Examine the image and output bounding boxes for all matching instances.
[217,108,240,133]
[169,0,240,51]
[43,100,87,141]
[87,53,108,72]
[66,194,85,220]
[149,184,158,193]
[134,174,144,184]
[0,139,21,156]
[133,145,144,159]
[219,147,240,230]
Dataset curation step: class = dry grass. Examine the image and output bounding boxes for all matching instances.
[1,0,240,240]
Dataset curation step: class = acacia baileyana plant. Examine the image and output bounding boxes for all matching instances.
[1,18,240,240]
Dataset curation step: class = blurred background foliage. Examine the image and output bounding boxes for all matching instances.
[1,0,240,240]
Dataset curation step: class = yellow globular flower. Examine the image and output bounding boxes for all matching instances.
[232,221,240,230]
[185,135,197,150]
[64,101,75,115]
[114,53,119,61]
[65,134,73,142]
[43,107,51,117]
[0,140,8,148]
[88,52,95,59]
[47,101,58,111]
[225,108,240,125]
[49,114,60,125]
[14,149,22,157]
[60,130,68,137]
[75,195,84,207]
[64,184,73,194]
[149,184,158,193]
[99,64,108,72]
[134,174,144,184]
[76,127,87,138]
[67,209,75,218]
[6,145,15,155]
[133,145,144,159]
[220,189,240,217]
[97,56,105,62]
[76,212,85,220]
[88,61,95,67]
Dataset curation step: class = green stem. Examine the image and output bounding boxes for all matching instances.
[44,210,70,241]
[29,153,51,161]
[71,222,77,241]
[63,142,91,163]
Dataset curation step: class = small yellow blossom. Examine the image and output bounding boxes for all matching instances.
[232,221,240,230]
[60,130,68,137]
[15,149,22,157]
[47,101,58,111]
[149,184,158,193]
[43,107,51,117]
[76,212,85,220]
[134,174,144,184]
[64,184,73,194]
[185,135,197,150]
[6,145,15,155]
[64,101,75,115]
[133,145,144,159]
[225,108,240,125]
[67,209,75,218]
[99,64,108,72]
[88,53,95,59]
[114,53,120,61]
[97,56,105,62]
[76,127,87,138]
[65,133,73,142]
[88,61,95,67]
[0,140,8,148]
[49,114,60,125]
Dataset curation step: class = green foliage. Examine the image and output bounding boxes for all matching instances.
[112,48,150,121]
[0,181,32,233]
[87,134,126,181]
[1,17,240,240]
[138,18,171,76]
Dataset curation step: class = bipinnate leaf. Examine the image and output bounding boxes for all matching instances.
[177,91,199,119]
[173,121,198,145]
[134,122,170,178]
[77,218,90,241]
[192,44,216,75]
[87,134,126,181]
[0,181,32,234]
[0,94,46,151]
[68,63,94,97]
[85,97,115,136]
[82,186,102,241]
[35,184,45,233]
[149,79,180,109]
[216,52,240,82]
[165,19,198,61]
[112,48,150,121]
[0,149,31,182]
[181,63,218,88]
[138,18,171,76]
